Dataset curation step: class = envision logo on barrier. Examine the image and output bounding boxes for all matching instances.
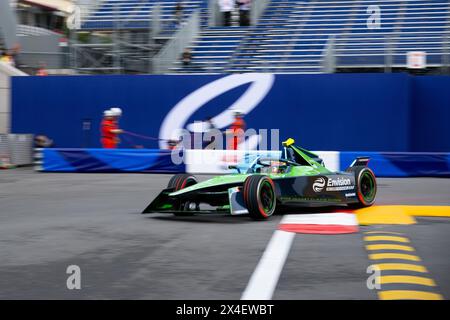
[159,73,275,150]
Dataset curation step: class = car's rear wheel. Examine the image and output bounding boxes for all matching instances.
[346,167,377,208]
[167,174,198,216]
[243,175,276,220]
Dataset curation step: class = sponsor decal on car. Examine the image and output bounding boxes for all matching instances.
[345,192,356,197]
[312,177,326,192]
[313,177,355,192]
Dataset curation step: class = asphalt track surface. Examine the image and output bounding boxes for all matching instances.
[0,168,449,299]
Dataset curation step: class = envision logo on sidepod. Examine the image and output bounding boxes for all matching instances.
[313,177,326,192]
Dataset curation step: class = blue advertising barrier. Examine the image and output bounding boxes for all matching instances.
[12,73,415,152]
[12,73,450,176]
[37,148,450,177]
[339,152,450,178]
[39,148,185,173]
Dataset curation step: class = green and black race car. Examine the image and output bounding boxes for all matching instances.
[143,138,377,220]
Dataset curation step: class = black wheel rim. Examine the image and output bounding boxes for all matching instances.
[360,171,375,203]
[260,181,275,214]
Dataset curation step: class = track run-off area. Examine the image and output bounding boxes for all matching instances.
[0,168,449,300]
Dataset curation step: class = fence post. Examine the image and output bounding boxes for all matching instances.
[321,35,336,73]
[384,34,393,73]
[251,0,270,25]
[113,3,121,74]
[151,3,162,40]
[209,0,222,27]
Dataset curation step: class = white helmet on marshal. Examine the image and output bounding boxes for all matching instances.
[233,109,244,116]
[103,110,114,117]
[110,107,122,117]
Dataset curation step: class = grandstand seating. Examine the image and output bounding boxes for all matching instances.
[175,0,450,73]
[81,0,207,31]
[81,0,450,73]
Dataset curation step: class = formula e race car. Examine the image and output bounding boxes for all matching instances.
[142,138,377,220]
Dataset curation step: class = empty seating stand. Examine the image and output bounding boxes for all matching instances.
[81,0,450,73]
[333,0,450,68]
[81,0,207,31]
[227,0,450,73]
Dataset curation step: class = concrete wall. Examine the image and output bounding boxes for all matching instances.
[0,62,27,134]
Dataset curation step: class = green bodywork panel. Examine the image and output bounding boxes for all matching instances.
[169,145,333,197]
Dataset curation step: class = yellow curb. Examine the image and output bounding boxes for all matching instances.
[355,206,416,225]
[403,206,450,217]
[378,290,443,300]
[369,253,421,262]
[366,244,415,252]
[378,275,436,286]
[373,263,427,273]
[364,231,404,235]
[364,235,410,243]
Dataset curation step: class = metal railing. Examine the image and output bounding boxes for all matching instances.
[331,32,450,73]
[152,10,200,74]
[0,134,33,166]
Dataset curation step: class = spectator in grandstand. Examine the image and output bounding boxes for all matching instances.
[181,48,192,66]
[100,110,123,149]
[228,109,246,150]
[219,0,234,26]
[174,1,184,26]
[236,0,251,26]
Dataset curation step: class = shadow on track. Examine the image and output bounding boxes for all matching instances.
[142,206,351,224]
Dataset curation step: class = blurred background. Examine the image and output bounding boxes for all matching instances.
[1,0,449,75]
[0,0,449,169]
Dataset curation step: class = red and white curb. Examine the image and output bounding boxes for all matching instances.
[279,212,358,234]
[241,212,358,300]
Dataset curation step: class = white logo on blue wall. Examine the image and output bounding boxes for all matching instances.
[158,73,275,149]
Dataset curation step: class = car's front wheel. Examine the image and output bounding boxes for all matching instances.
[167,174,197,191]
[243,175,276,220]
[167,174,198,216]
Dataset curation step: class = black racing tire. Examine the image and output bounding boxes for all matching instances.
[167,174,198,216]
[346,166,377,208]
[167,174,198,191]
[243,175,277,220]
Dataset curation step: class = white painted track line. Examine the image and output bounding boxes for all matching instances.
[241,230,295,300]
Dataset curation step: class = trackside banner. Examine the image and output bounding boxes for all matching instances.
[36,149,450,177]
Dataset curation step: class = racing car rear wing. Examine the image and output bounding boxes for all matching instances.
[349,157,370,167]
